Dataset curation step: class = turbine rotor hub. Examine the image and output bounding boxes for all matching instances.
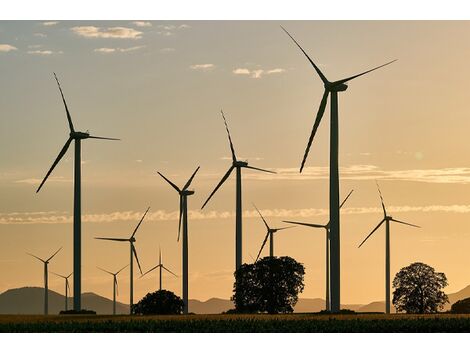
[326,82,348,92]
[181,190,194,196]
[70,131,90,139]
[234,161,248,167]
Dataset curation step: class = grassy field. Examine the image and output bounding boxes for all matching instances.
[1,313,470,332]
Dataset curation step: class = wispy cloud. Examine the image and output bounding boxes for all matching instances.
[34,33,47,38]
[160,47,175,53]
[71,26,142,39]
[14,176,71,185]
[233,67,286,79]
[27,50,63,55]
[42,21,59,26]
[94,46,145,53]
[220,156,264,161]
[133,21,152,27]
[156,24,190,36]
[190,63,215,71]
[0,44,18,52]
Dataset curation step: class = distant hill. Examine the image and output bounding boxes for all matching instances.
[1,285,469,315]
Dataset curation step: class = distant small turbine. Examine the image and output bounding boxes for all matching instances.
[27,247,62,315]
[358,182,420,314]
[51,271,73,311]
[158,167,199,314]
[95,207,150,314]
[97,264,128,315]
[284,190,353,311]
[253,204,295,261]
[141,248,178,291]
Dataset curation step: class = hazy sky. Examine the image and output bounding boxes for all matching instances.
[1,21,470,306]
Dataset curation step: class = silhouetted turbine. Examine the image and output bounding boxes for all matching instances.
[95,207,150,314]
[201,111,275,272]
[27,247,62,315]
[358,182,420,314]
[51,271,73,311]
[158,167,199,314]
[253,204,295,261]
[97,264,128,315]
[36,73,119,311]
[141,248,178,291]
[284,189,353,311]
[282,26,396,313]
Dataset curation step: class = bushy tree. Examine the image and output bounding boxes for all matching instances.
[132,290,184,315]
[232,256,305,314]
[392,262,449,314]
[451,298,470,313]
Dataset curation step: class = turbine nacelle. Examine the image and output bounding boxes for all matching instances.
[181,189,195,196]
[234,160,248,167]
[70,131,90,139]
[327,82,348,92]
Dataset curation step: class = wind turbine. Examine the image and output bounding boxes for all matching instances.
[358,182,420,314]
[281,26,396,312]
[157,167,199,314]
[253,204,295,261]
[51,271,73,311]
[27,247,62,315]
[95,207,150,314]
[283,189,353,311]
[141,248,178,291]
[97,264,128,315]
[201,110,275,272]
[36,73,119,311]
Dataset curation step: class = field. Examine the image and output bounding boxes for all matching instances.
[1,313,470,332]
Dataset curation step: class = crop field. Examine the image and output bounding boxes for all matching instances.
[1,313,470,333]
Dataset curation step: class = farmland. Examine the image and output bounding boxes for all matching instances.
[1,313,470,333]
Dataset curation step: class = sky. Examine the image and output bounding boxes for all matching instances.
[1,20,470,306]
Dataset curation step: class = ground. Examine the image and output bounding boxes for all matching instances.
[1,313,470,332]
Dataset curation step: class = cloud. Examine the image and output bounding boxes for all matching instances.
[190,63,215,71]
[0,44,18,52]
[156,23,190,36]
[42,21,58,26]
[233,67,286,79]
[94,46,145,53]
[34,33,47,38]
[27,50,63,55]
[160,47,175,53]
[133,21,152,27]
[71,26,142,39]
[14,176,70,185]
[220,156,264,161]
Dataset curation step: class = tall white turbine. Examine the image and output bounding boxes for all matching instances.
[95,207,150,314]
[282,26,396,312]
[36,73,119,311]
[97,264,128,315]
[158,167,199,314]
[201,111,275,272]
[284,190,353,311]
[358,182,420,314]
[27,247,62,315]
[141,248,178,291]
[51,271,73,311]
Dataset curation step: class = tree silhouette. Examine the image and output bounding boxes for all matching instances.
[132,290,184,315]
[392,262,449,314]
[232,256,305,314]
[451,298,470,313]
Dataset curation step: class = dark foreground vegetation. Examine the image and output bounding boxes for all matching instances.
[1,313,470,333]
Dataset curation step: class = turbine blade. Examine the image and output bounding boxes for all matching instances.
[252,203,270,231]
[50,271,66,278]
[391,219,420,228]
[131,207,150,239]
[221,110,237,162]
[300,89,329,173]
[340,189,354,209]
[115,276,119,296]
[182,166,200,191]
[358,219,385,248]
[283,220,325,229]
[255,232,270,262]
[132,244,143,275]
[87,136,120,141]
[275,225,296,231]
[244,165,276,174]
[177,195,183,242]
[334,60,397,85]
[201,166,234,209]
[141,264,160,278]
[116,264,129,275]
[376,181,387,217]
[97,266,114,275]
[36,137,73,193]
[66,279,70,296]
[157,172,180,192]
[46,247,62,262]
[94,237,128,242]
[53,73,75,132]
[280,26,329,84]
[159,247,162,266]
[162,265,178,277]
[66,272,73,279]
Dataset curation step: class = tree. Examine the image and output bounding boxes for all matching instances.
[132,290,184,315]
[232,256,305,314]
[451,298,470,313]
[392,262,449,314]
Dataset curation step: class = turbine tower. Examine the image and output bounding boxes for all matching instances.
[358,182,420,314]
[95,207,149,314]
[283,190,353,311]
[27,247,62,315]
[282,26,396,312]
[36,73,119,311]
[253,204,294,261]
[201,111,275,272]
[158,167,199,314]
[97,264,128,315]
[141,248,178,291]
[51,271,73,311]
